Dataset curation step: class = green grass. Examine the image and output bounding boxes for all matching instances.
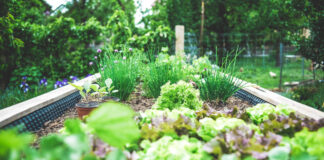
[235,57,324,89]
[0,86,53,109]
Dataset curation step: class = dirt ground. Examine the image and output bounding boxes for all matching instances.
[33,85,251,146]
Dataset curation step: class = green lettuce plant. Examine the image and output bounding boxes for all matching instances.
[154,80,203,110]
[197,117,259,141]
[139,107,197,124]
[288,127,324,160]
[246,103,294,124]
[138,136,212,160]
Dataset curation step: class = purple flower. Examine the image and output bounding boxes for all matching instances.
[94,56,98,59]
[39,78,48,86]
[85,74,92,78]
[62,79,68,86]
[45,11,50,16]
[22,76,27,80]
[97,49,102,53]
[89,61,93,66]
[20,82,26,88]
[23,87,29,93]
[129,48,133,52]
[54,81,63,89]
[70,76,79,83]
[114,49,118,53]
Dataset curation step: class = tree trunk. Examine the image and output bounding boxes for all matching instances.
[198,0,205,57]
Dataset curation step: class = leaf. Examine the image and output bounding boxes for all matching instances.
[90,84,100,92]
[86,102,140,149]
[69,82,84,92]
[268,146,290,160]
[105,78,113,88]
[112,90,118,93]
[106,149,126,160]
[80,91,86,99]
[64,119,84,135]
[99,87,107,92]
[83,81,91,93]
[221,154,238,160]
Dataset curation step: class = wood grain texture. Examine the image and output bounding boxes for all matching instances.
[0,74,101,127]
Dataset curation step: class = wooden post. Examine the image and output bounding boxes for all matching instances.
[198,0,205,56]
[175,25,185,56]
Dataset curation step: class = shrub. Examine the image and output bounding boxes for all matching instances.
[153,80,203,110]
[192,56,212,73]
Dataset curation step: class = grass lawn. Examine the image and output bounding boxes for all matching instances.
[235,56,323,89]
[234,56,324,110]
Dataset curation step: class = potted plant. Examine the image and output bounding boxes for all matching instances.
[69,78,118,119]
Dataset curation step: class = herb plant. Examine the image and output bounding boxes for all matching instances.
[154,80,203,110]
[195,51,243,102]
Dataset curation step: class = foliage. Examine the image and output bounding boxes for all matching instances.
[195,52,243,102]
[289,127,324,159]
[197,117,257,141]
[204,126,284,159]
[99,49,142,101]
[139,107,197,124]
[290,82,324,111]
[154,81,203,110]
[192,56,212,73]
[128,25,174,53]
[142,60,185,98]
[87,102,140,149]
[246,103,294,124]
[138,136,212,160]
[0,128,33,160]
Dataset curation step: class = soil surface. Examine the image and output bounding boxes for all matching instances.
[33,85,251,146]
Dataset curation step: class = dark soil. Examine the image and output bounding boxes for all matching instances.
[204,96,251,114]
[33,85,250,146]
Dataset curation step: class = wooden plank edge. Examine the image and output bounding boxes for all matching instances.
[236,79,324,120]
[0,73,101,128]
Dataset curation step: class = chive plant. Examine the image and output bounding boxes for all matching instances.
[142,62,185,98]
[99,49,143,101]
[196,49,244,102]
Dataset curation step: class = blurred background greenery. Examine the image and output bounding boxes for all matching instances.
[0,0,323,109]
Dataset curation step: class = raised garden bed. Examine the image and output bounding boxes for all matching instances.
[1,54,324,160]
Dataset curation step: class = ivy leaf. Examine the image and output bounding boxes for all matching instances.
[86,102,140,149]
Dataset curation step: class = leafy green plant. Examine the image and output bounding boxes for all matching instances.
[197,117,258,141]
[142,61,185,98]
[289,127,324,159]
[154,80,203,110]
[87,102,140,149]
[192,56,212,73]
[69,79,118,103]
[139,107,197,124]
[195,51,243,102]
[138,136,212,160]
[99,51,141,101]
[246,103,294,124]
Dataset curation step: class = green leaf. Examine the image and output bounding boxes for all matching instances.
[86,102,140,149]
[221,154,238,160]
[68,82,84,92]
[106,149,126,160]
[105,78,113,88]
[83,81,91,93]
[64,119,84,135]
[268,146,290,160]
[90,84,100,92]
